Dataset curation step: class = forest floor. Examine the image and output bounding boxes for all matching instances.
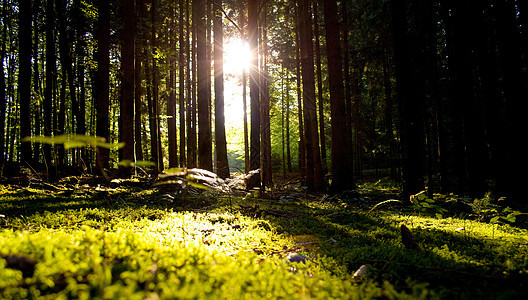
[1,169,527,299]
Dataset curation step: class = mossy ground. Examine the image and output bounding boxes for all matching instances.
[0,178,527,299]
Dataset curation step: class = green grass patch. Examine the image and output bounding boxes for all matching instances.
[1,183,527,299]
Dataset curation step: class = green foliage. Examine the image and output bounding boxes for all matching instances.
[22,134,125,150]
[410,191,448,219]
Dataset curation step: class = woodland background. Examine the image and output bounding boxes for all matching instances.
[1,0,525,203]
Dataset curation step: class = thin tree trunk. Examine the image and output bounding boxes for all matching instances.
[179,0,186,167]
[188,1,197,168]
[260,7,272,188]
[19,0,32,163]
[286,70,292,173]
[313,0,327,175]
[247,0,261,189]
[238,0,249,174]
[149,0,161,171]
[134,0,144,162]
[74,0,87,165]
[295,3,305,179]
[0,0,7,167]
[168,2,178,168]
[214,0,229,178]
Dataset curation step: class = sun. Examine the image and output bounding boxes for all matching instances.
[223,38,250,75]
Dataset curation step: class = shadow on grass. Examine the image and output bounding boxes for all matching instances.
[232,197,528,299]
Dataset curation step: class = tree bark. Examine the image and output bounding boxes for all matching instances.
[214,0,229,178]
[168,1,178,168]
[313,0,327,175]
[323,0,354,193]
[247,0,261,189]
[121,0,136,168]
[260,7,272,188]
[195,0,213,171]
[19,0,32,163]
[179,0,186,167]
[95,0,111,171]
[299,0,323,191]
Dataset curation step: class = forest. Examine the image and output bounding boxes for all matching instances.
[1,0,527,298]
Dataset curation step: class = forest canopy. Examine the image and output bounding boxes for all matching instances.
[1,0,525,202]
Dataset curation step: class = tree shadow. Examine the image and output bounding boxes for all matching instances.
[233,197,528,299]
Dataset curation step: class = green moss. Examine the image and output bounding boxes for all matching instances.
[1,184,527,299]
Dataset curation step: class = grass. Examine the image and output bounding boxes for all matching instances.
[0,179,527,299]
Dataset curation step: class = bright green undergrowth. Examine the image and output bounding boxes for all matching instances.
[1,184,527,299]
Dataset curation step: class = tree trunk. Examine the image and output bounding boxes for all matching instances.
[323,0,354,193]
[238,0,249,174]
[195,0,213,171]
[95,0,111,171]
[74,0,87,166]
[295,5,305,178]
[390,0,425,198]
[495,0,525,203]
[313,0,327,175]
[260,7,273,188]
[179,0,186,167]
[188,1,197,168]
[168,2,178,168]
[0,0,8,167]
[134,0,145,162]
[213,0,229,178]
[247,0,261,189]
[149,0,162,171]
[120,0,136,169]
[19,0,32,163]
[299,0,323,191]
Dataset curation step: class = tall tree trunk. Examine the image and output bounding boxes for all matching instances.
[323,0,354,193]
[313,0,327,175]
[19,0,32,163]
[247,0,261,189]
[286,70,292,173]
[168,2,178,168]
[179,0,186,167]
[260,7,272,188]
[341,0,355,176]
[299,0,323,191]
[44,0,56,170]
[213,0,229,178]
[74,0,87,166]
[495,0,525,202]
[120,0,136,169]
[188,1,197,168]
[134,0,145,162]
[149,0,162,171]
[0,0,8,167]
[390,0,425,198]
[238,0,249,174]
[32,0,41,163]
[195,0,213,171]
[382,50,397,178]
[295,3,305,179]
[95,0,111,172]
[57,0,78,168]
